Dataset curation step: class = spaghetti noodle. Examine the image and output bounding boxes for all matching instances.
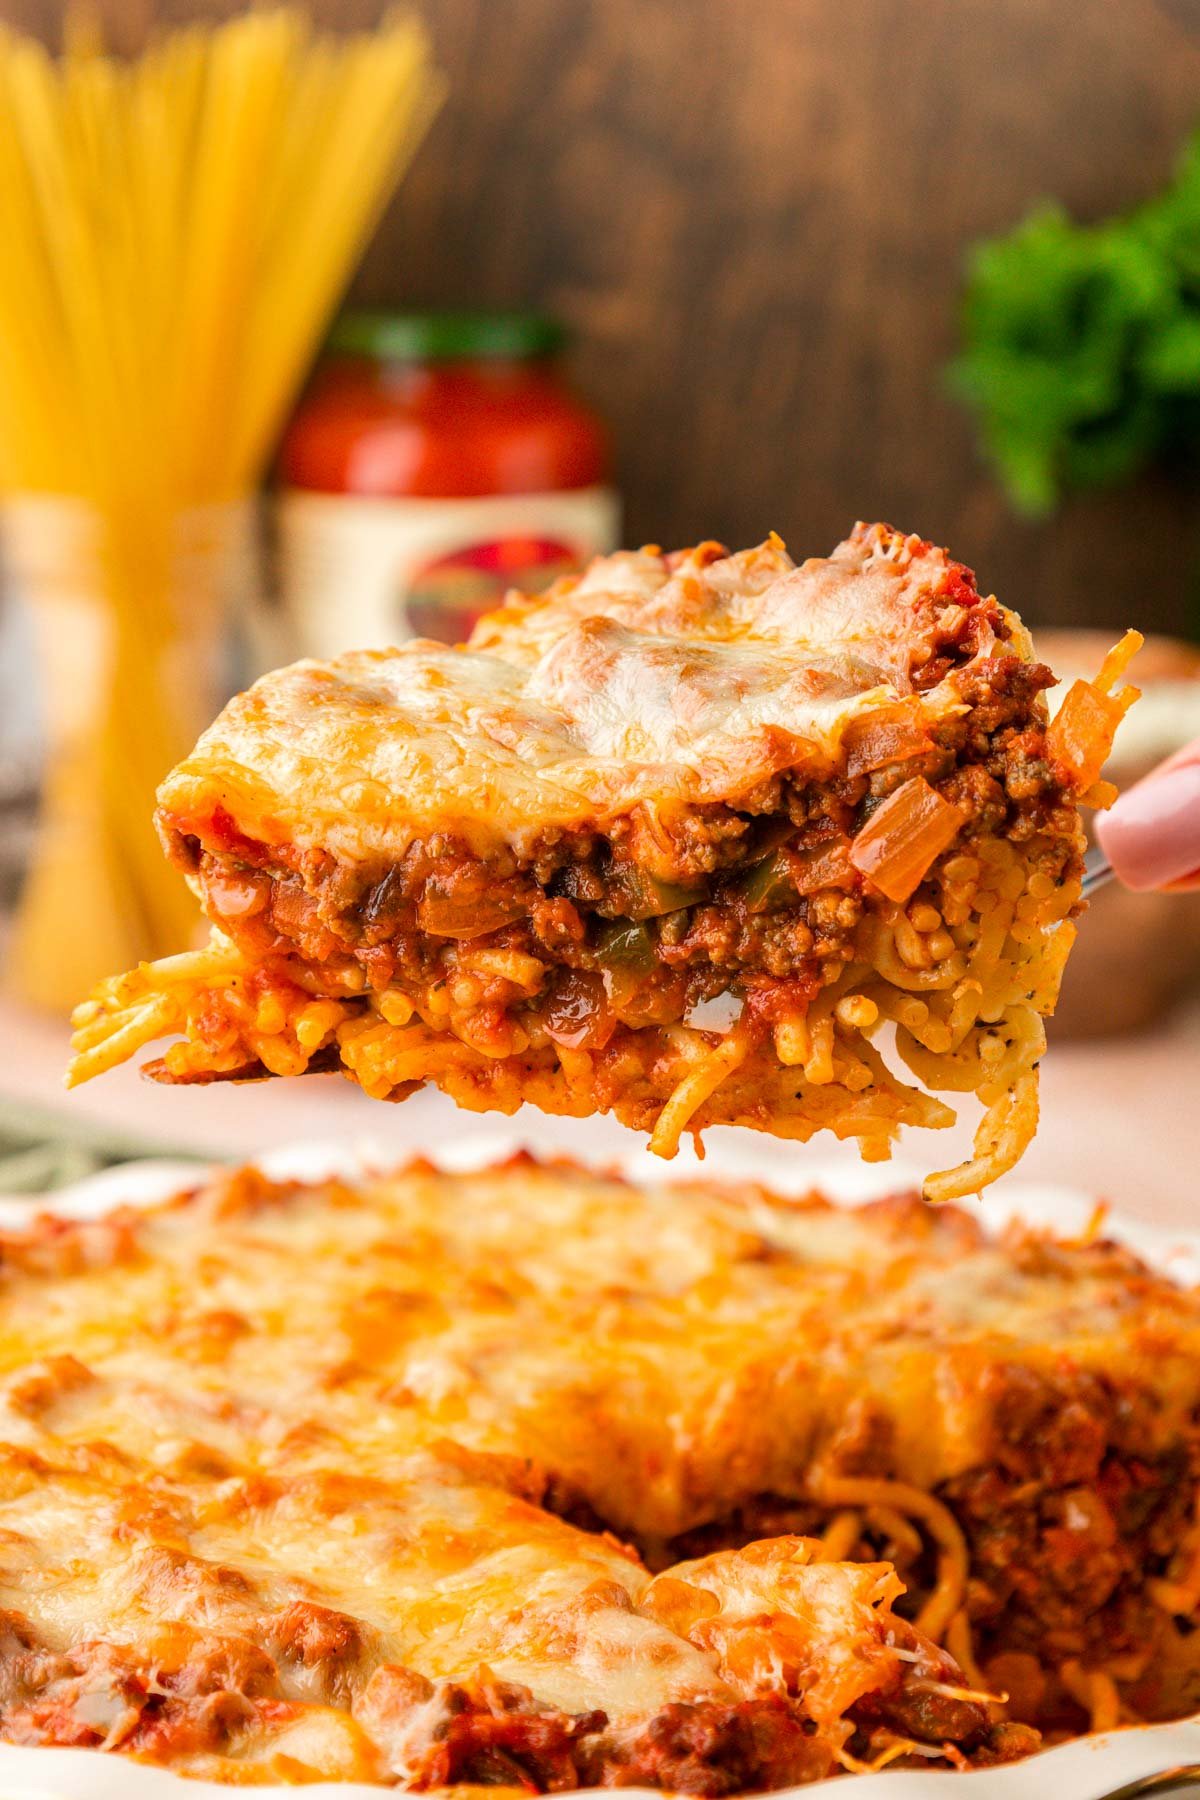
[806,1476,971,1643]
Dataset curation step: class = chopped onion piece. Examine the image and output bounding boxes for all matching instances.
[1046,677,1139,793]
[849,778,964,903]
[685,992,744,1034]
[843,706,932,777]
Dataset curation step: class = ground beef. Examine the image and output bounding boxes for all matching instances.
[579,1696,836,1793]
[644,1370,1200,1706]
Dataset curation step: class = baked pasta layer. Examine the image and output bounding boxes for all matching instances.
[0,1155,1197,1788]
[69,523,1139,1197]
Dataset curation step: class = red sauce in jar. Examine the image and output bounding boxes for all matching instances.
[277,311,618,652]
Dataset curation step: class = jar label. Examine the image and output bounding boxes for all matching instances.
[277,486,621,661]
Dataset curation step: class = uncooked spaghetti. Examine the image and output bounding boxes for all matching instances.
[0,8,442,1006]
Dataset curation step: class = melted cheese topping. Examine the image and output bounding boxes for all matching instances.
[472,527,1025,674]
[6,1159,1125,1782]
[16,1159,1194,1533]
[19,1164,1194,1530]
[158,522,1013,859]
[0,1160,1195,1779]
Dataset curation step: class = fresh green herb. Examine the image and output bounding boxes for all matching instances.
[950,133,1200,515]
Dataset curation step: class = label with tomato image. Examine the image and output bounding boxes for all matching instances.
[403,534,584,644]
[277,486,621,661]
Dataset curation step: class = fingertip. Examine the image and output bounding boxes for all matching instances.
[1096,759,1200,893]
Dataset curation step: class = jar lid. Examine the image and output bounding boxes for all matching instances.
[327,309,567,362]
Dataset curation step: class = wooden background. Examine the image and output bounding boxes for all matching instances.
[12,0,1200,632]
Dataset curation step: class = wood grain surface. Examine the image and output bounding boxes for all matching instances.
[11,0,1200,632]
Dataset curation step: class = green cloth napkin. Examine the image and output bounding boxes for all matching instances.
[0,1094,205,1196]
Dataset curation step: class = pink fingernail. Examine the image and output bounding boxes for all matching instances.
[1096,760,1200,892]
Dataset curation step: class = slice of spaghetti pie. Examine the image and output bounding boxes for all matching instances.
[69,523,1137,1198]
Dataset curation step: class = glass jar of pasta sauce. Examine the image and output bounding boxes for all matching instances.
[276,310,619,655]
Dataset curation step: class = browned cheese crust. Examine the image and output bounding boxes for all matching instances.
[0,1155,1196,1783]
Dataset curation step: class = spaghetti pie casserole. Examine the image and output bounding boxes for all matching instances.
[0,1157,1197,1786]
[69,523,1138,1198]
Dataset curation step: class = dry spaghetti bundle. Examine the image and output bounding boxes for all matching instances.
[0,8,442,1008]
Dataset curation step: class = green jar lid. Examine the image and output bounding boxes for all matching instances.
[327,309,567,362]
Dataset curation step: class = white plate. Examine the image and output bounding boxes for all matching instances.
[3,1133,1200,1800]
